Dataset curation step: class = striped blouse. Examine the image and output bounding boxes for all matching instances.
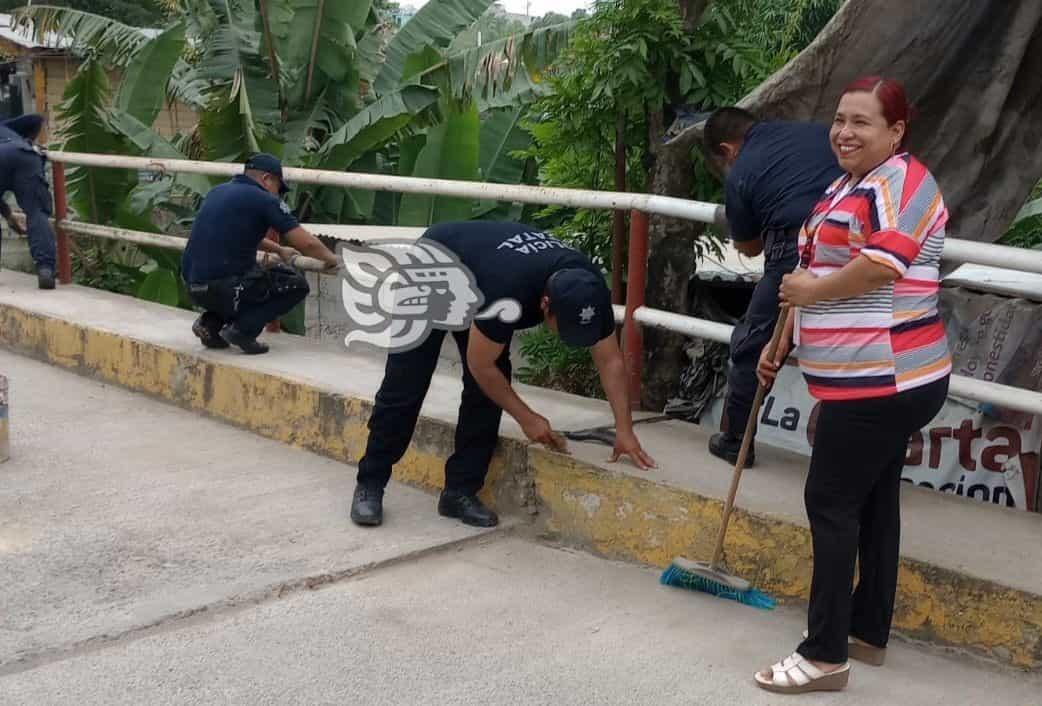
[794,153,952,401]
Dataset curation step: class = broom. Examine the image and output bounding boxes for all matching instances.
[660,307,791,610]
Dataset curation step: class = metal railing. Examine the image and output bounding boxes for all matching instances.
[40,152,1042,418]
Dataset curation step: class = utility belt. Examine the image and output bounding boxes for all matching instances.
[762,226,800,269]
[187,264,308,316]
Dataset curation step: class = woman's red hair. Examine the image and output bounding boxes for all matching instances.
[842,76,915,126]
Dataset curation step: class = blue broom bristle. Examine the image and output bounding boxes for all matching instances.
[660,564,776,610]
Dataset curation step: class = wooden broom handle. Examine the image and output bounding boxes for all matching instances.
[711,307,791,570]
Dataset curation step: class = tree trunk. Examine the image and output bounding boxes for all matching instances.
[741,0,1042,244]
[641,108,706,411]
[642,0,1042,408]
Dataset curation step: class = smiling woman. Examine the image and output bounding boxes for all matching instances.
[829,76,911,179]
[755,76,953,695]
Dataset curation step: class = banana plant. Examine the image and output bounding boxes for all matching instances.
[16,0,575,232]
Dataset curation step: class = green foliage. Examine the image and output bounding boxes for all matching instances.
[1000,182,1042,250]
[398,100,481,225]
[518,0,840,394]
[728,0,842,70]
[449,6,527,52]
[0,0,167,28]
[27,0,572,329]
[54,56,139,223]
[521,0,771,268]
[517,325,604,399]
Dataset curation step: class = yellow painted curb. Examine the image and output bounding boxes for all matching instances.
[530,448,1042,670]
[1,301,1039,669]
[0,306,534,513]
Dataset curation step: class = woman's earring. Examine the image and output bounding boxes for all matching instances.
[890,142,898,156]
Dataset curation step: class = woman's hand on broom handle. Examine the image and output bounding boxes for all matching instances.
[757,306,795,388]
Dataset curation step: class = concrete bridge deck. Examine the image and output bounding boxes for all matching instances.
[2,351,1041,704]
[0,270,1041,673]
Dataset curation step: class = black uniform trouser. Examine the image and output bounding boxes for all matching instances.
[0,141,55,270]
[186,265,309,339]
[797,376,948,664]
[723,231,799,436]
[357,327,511,496]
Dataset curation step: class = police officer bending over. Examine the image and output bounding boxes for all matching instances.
[703,108,841,466]
[0,114,58,289]
[181,154,338,354]
[351,221,658,529]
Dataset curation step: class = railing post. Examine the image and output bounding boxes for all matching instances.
[624,209,648,411]
[52,162,71,285]
[264,227,281,333]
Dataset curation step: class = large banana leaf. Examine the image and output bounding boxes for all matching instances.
[12,5,151,67]
[54,58,138,223]
[445,21,573,108]
[267,0,372,111]
[199,89,262,162]
[479,106,530,185]
[374,0,493,95]
[115,21,188,126]
[356,25,387,85]
[1014,198,1042,224]
[185,0,282,129]
[472,106,532,219]
[137,268,181,307]
[316,85,439,172]
[398,101,480,226]
[107,112,213,198]
[282,91,340,165]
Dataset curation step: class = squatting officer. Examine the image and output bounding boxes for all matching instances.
[703,107,842,466]
[181,153,339,354]
[0,114,57,289]
[350,221,658,529]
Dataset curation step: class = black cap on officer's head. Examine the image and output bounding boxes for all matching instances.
[547,268,612,348]
[245,152,290,195]
[2,113,44,141]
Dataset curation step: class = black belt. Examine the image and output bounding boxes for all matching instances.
[762,226,800,265]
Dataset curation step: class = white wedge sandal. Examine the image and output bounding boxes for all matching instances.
[754,652,850,694]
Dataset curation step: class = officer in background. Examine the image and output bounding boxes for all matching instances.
[181,153,339,354]
[350,221,658,528]
[0,114,57,289]
[702,107,842,466]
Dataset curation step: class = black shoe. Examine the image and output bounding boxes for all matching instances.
[192,316,229,349]
[37,267,55,290]
[438,490,498,528]
[709,431,755,467]
[350,484,384,526]
[220,324,269,355]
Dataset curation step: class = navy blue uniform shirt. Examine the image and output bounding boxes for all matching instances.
[725,121,843,242]
[182,175,299,283]
[423,221,614,345]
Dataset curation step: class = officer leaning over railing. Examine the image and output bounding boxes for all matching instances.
[181,153,339,355]
[0,113,58,289]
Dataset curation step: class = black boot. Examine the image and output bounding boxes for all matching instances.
[37,266,55,290]
[220,323,269,355]
[350,484,384,527]
[438,490,498,527]
[192,314,229,349]
[709,431,755,467]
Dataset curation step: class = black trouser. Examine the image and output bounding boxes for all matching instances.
[797,376,949,664]
[186,265,309,339]
[724,231,799,435]
[0,140,55,271]
[357,327,511,496]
